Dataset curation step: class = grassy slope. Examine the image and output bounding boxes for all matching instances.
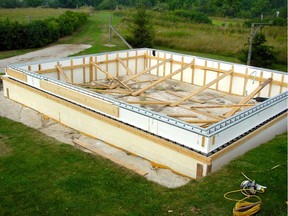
[0,116,287,215]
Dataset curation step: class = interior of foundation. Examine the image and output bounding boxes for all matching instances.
[76,74,260,128]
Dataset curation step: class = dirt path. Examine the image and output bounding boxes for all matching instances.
[0,45,190,188]
[0,44,91,72]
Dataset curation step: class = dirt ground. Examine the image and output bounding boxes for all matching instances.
[0,44,190,188]
[0,44,91,72]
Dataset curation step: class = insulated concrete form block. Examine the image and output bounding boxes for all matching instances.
[4,48,287,179]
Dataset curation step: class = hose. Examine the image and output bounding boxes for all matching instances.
[224,189,261,216]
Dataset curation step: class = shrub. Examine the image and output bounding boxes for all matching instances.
[172,10,212,24]
[0,11,88,50]
[238,33,277,67]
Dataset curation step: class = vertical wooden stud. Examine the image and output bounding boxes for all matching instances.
[163,53,166,77]
[268,73,273,97]
[280,74,284,93]
[56,62,60,80]
[126,52,129,72]
[181,56,184,82]
[156,51,160,76]
[203,60,207,86]
[206,165,212,175]
[105,54,108,75]
[201,136,205,147]
[258,71,263,97]
[212,136,216,145]
[191,58,195,85]
[89,56,93,82]
[228,65,234,94]
[28,65,31,71]
[95,56,98,81]
[135,51,138,74]
[196,163,203,179]
[71,59,74,84]
[216,63,220,91]
[82,58,86,83]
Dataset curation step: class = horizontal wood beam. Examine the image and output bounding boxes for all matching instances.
[167,114,197,118]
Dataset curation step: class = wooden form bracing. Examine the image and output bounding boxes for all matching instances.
[91,62,133,92]
[131,61,195,96]
[170,70,233,107]
[56,64,72,84]
[110,58,173,89]
[224,78,272,118]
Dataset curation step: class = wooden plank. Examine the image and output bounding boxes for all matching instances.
[131,62,194,96]
[89,56,93,82]
[91,62,133,92]
[196,163,203,179]
[224,78,272,118]
[5,68,27,82]
[110,58,173,89]
[70,60,74,83]
[73,139,148,176]
[117,57,134,75]
[40,80,119,117]
[56,64,72,84]
[228,66,234,94]
[170,70,233,107]
[180,105,224,120]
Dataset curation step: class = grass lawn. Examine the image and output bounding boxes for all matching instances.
[0,116,287,215]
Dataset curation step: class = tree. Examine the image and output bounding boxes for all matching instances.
[238,32,277,67]
[126,5,155,48]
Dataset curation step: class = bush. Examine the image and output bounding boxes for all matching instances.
[172,10,212,24]
[0,11,88,50]
[238,33,277,67]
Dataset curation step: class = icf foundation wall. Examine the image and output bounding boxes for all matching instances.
[4,48,288,178]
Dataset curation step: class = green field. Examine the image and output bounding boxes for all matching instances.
[0,116,287,215]
[0,8,286,71]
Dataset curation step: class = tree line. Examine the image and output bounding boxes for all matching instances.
[0,0,286,19]
[0,11,88,50]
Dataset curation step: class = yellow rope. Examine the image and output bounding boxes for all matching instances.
[224,189,261,216]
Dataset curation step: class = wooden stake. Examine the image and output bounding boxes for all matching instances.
[131,62,194,96]
[224,78,272,118]
[170,70,233,107]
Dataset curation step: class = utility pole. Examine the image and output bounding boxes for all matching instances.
[247,22,272,66]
